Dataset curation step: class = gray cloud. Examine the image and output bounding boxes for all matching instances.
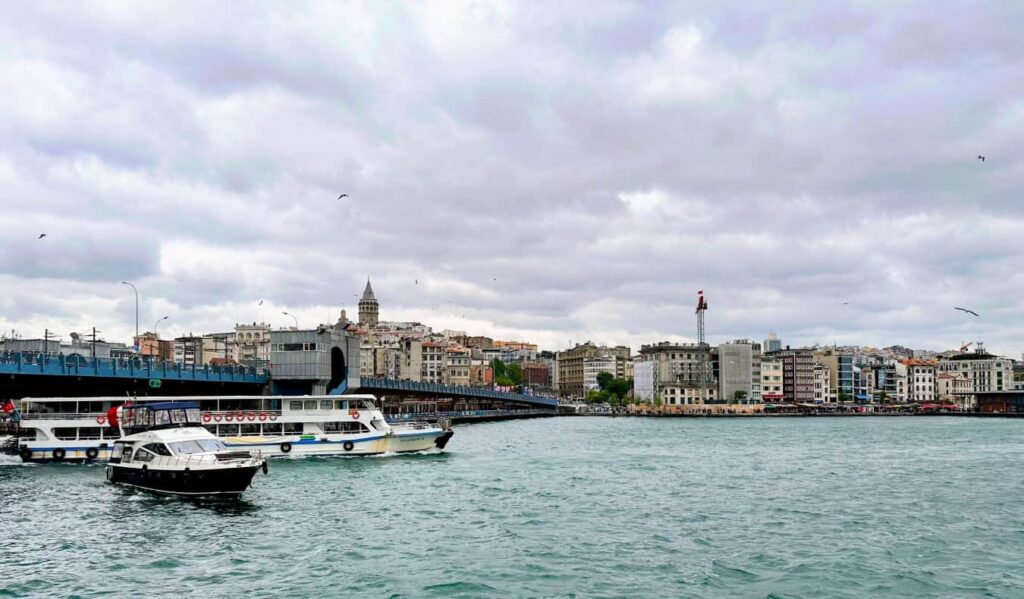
[0,1,1022,355]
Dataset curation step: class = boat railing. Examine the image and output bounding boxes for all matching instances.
[140,449,263,468]
[18,412,109,421]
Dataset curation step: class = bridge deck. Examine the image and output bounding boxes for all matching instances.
[0,352,267,384]
[359,377,558,408]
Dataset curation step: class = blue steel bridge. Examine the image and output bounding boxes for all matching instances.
[0,352,557,421]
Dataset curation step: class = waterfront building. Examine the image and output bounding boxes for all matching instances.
[232,322,271,368]
[896,359,936,403]
[582,355,617,392]
[760,359,784,402]
[358,279,379,327]
[766,348,814,404]
[172,335,204,367]
[937,371,972,408]
[636,342,718,405]
[814,349,855,401]
[399,339,423,382]
[556,342,631,399]
[633,359,656,402]
[421,342,445,384]
[521,361,553,389]
[445,347,472,386]
[717,340,762,403]
[936,344,1013,407]
[813,363,830,403]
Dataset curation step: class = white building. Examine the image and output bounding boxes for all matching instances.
[761,359,784,402]
[633,360,655,402]
[896,359,936,403]
[583,355,618,392]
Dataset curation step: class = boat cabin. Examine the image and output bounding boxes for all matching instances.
[120,401,203,434]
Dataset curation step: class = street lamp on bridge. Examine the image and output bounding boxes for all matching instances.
[154,316,169,339]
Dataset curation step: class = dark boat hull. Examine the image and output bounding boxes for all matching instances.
[106,464,260,498]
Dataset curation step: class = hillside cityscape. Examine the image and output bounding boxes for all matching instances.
[2,280,1021,411]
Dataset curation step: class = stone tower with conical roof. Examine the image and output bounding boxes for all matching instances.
[358,279,379,327]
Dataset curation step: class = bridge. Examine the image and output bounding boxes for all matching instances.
[0,352,558,420]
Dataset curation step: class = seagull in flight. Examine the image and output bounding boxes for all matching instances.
[337,193,348,200]
[976,155,985,162]
[842,301,849,305]
[258,300,264,306]
[37,233,46,239]
[954,306,980,317]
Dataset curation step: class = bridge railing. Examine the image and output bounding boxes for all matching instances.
[387,408,554,423]
[360,377,558,407]
[0,351,268,383]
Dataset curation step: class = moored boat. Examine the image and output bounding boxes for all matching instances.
[106,401,266,498]
[12,394,452,462]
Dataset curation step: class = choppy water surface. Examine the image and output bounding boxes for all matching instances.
[2,417,1023,598]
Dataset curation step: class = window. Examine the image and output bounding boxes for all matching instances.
[304,400,317,410]
[219,424,240,436]
[240,424,260,435]
[320,400,333,411]
[262,423,282,435]
[284,422,303,434]
[334,400,348,410]
[134,448,155,463]
[78,427,102,440]
[143,443,172,456]
[289,400,303,411]
[54,428,79,440]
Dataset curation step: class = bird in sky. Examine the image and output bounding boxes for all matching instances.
[337,193,348,199]
[37,233,46,239]
[842,302,849,305]
[258,300,264,306]
[415,279,418,285]
[977,155,985,162]
[954,306,980,317]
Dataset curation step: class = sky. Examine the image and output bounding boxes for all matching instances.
[0,1,1022,356]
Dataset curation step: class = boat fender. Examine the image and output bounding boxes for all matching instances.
[261,461,269,475]
[18,447,32,461]
[85,447,99,460]
[280,442,292,454]
[343,441,354,452]
[52,448,66,461]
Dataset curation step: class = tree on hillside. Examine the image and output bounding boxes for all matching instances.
[506,363,524,386]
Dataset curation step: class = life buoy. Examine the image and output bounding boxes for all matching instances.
[85,447,99,460]
[214,414,222,422]
[235,411,245,421]
[224,414,233,422]
[95,415,107,425]
[268,413,278,421]
[280,442,292,454]
[349,409,359,420]
[18,447,32,461]
[258,412,267,421]
[202,413,211,423]
[247,412,256,421]
[52,448,66,461]
[343,440,354,452]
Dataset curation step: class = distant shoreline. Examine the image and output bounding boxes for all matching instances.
[564,412,1024,419]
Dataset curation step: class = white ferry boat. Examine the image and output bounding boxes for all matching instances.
[107,401,267,498]
[11,394,453,462]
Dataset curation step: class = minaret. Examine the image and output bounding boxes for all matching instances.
[358,279,379,327]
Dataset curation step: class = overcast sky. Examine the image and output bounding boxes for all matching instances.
[1,1,1021,356]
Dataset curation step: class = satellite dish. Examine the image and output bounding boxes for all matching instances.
[70,332,81,341]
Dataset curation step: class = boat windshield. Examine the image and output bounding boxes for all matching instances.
[168,439,225,455]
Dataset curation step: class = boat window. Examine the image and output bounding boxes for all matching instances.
[54,427,79,440]
[134,448,154,463]
[334,400,348,410]
[240,424,260,435]
[186,408,201,423]
[219,424,240,436]
[303,400,317,410]
[361,400,377,409]
[320,400,333,411]
[169,440,205,455]
[283,422,303,434]
[78,427,102,440]
[170,409,188,423]
[197,439,224,452]
[121,446,133,462]
[289,400,303,411]
[262,423,282,435]
[142,443,172,456]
